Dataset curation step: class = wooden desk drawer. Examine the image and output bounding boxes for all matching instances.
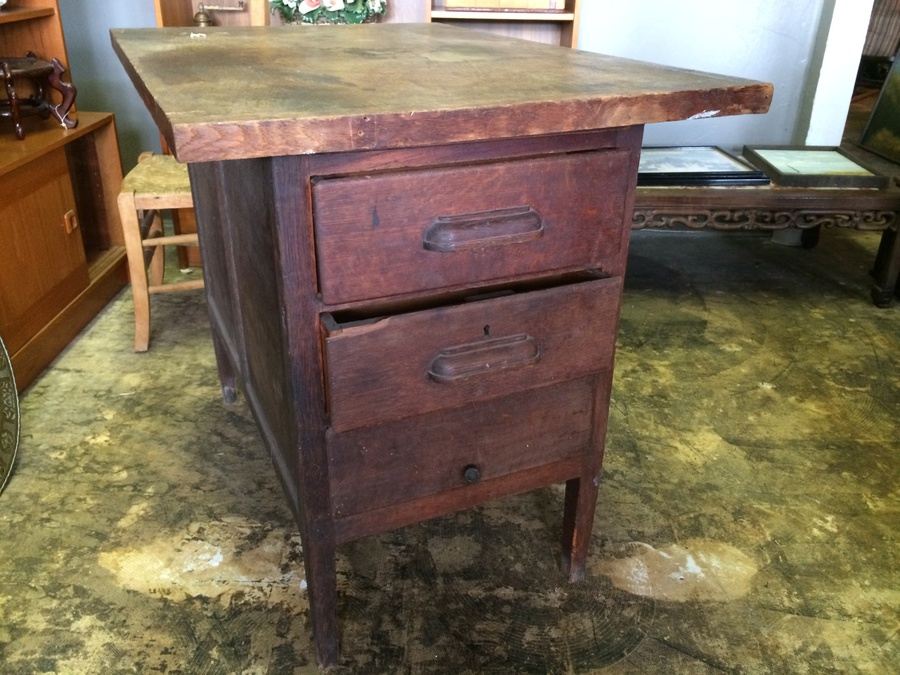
[312,150,631,304]
[322,275,622,433]
[327,377,595,518]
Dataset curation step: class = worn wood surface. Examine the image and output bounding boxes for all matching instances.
[108,27,776,663]
[324,276,622,433]
[328,377,595,518]
[313,149,630,303]
[111,23,771,162]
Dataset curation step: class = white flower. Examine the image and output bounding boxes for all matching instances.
[323,0,345,10]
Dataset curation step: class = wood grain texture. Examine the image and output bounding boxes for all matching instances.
[313,150,630,303]
[333,455,586,545]
[110,23,772,162]
[328,377,596,518]
[191,155,341,665]
[323,276,622,433]
[0,111,116,178]
[0,146,88,354]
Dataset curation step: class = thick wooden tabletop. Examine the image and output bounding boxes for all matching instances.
[111,23,772,163]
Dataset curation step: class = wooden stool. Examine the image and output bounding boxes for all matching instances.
[117,153,202,352]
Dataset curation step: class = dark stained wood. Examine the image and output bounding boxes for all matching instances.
[562,373,615,582]
[633,183,900,306]
[110,23,772,162]
[328,377,596,518]
[313,150,631,303]
[323,276,622,433]
[189,155,340,666]
[270,155,340,669]
[112,24,774,668]
[333,456,586,546]
[308,127,633,177]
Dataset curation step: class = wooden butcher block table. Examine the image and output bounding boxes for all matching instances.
[112,23,771,666]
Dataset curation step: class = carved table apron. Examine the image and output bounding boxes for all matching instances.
[111,23,771,666]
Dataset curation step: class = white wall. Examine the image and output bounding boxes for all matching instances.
[803,0,875,144]
[59,0,160,170]
[577,0,869,150]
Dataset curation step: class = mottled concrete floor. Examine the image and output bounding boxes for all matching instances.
[1,229,897,673]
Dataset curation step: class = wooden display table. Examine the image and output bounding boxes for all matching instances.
[633,184,900,306]
[112,24,770,666]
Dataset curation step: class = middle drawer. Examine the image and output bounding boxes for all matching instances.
[322,275,622,433]
[312,150,630,304]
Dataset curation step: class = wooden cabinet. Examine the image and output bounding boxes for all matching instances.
[113,23,772,667]
[0,1,126,391]
[0,147,88,356]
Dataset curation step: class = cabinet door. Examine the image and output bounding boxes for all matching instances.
[0,148,90,354]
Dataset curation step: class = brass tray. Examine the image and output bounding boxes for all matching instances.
[0,337,18,494]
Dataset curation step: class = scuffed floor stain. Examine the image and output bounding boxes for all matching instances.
[595,539,758,602]
[98,518,301,605]
[0,230,897,672]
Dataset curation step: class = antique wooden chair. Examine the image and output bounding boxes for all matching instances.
[117,153,202,351]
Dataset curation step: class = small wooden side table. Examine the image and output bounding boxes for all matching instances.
[112,24,771,666]
[0,53,76,139]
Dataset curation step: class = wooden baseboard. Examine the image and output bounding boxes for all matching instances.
[11,247,127,393]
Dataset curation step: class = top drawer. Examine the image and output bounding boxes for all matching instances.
[312,150,631,304]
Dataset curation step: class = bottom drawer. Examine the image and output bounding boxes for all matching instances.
[327,376,598,518]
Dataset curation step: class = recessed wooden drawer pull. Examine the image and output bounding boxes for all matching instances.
[427,333,540,383]
[422,206,543,252]
[63,209,79,234]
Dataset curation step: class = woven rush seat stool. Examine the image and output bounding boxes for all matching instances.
[117,153,202,351]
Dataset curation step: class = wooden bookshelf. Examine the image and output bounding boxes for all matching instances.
[1,2,126,391]
[428,0,580,47]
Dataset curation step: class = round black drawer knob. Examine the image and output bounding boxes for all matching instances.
[463,464,481,484]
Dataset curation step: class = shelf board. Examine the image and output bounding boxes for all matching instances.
[0,7,55,25]
[431,10,574,21]
[0,111,113,178]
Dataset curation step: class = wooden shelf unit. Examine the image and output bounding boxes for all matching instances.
[153,0,268,28]
[428,1,580,47]
[1,2,127,391]
[0,6,55,25]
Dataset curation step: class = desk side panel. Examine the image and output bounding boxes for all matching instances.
[188,160,301,518]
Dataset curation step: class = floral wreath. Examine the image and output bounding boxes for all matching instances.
[271,0,387,24]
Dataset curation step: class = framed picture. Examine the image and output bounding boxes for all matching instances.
[637,146,770,186]
[860,54,900,164]
[742,146,889,188]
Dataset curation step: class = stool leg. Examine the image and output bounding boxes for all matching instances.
[118,192,152,352]
[148,212,166,287]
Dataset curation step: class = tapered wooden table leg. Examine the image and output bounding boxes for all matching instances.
[303,531,340,667]
[561,473,600,582]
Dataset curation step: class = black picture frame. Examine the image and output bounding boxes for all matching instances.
[742,145,889,189]
[637,146,770,187]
